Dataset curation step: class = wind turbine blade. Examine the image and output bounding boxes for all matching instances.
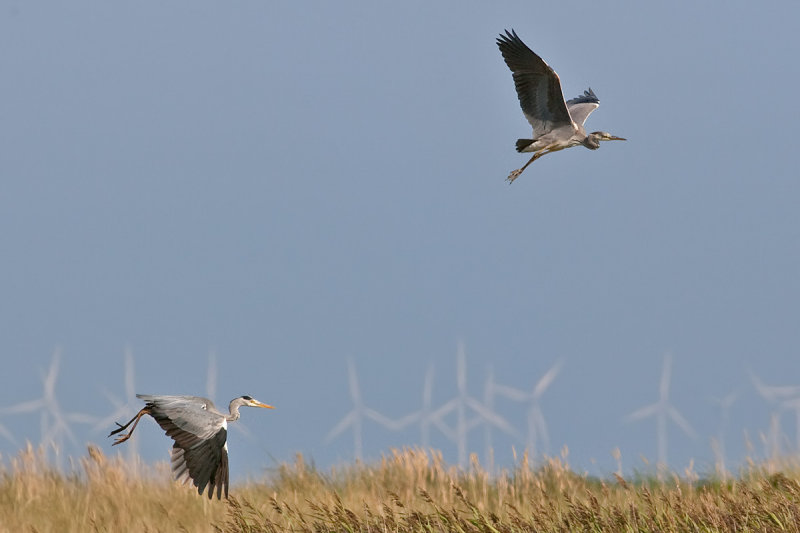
[206,350,217,402]
[532,407,550,451]
[391,412,420,430]
[782,397,800,410]
[41,416,56,446]
[67,412,97,425]
[493,384,529,402]
[94,379,133,433]
[45,412,78,447]
[432,417,456,442]
[324,411,356,443]
[484,366,494,402]
[0,423,17,446]
[430,398,458,420]
[456,342,467,394]
[465,397,517,435]
[95,351,136,433]
[533,362,561,399]
[231,420,252,437]
[750,371,800,402]
[2,399,45,414]
[423,364,434,409]
[667,406,696,438]
[43,348,62,400]
[48,390,82,447]
[364,408,398,429]
[124,347,136,400]
[625,403,659,422]
[347,357,361,405]
[659,353,672,402]
[465,415,484,432]
[101,388,124,409]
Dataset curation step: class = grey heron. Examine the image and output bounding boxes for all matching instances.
[109,394,274,499]
[497,29,625,183]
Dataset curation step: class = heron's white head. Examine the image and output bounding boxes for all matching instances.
[239,395,275,409]
[585,131,626,150]
[594,131,626,142]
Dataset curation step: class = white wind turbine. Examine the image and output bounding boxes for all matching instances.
[428,343,516,469]
[2,348,96,463]
[625,353,695,477]
[325,358,415,461]
[475,366,519,471]
[492,360,561,461]
[750,372,800,458]
[95,347,140,462]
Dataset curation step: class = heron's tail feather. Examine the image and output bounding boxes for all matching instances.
[516,139,535,152]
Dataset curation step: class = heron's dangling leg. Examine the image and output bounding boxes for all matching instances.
[507,151,545,183]
[108,407,150,446]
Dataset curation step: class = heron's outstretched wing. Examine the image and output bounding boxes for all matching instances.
[497,30,573,137]
[566,88,600,127]
[136,394,229,499]
[136,394,222,439]
[169,428,229,499]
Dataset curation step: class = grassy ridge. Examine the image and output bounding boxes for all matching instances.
[2,444,800,532]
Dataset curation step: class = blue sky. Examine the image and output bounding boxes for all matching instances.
[1,2,799,482]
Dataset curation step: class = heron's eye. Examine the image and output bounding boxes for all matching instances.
[201,403,207,410]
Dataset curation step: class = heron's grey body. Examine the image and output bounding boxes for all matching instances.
[109,394,273,500]
[497,30,625,182]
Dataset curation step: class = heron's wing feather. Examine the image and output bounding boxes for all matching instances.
[566,89,600,126]
[137,394,222,439]
[497,30,573,137]
[165,423,228,499]
[215,447,229,499]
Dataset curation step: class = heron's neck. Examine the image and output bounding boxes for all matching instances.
[227,403,242,422]
[582,134,600,150]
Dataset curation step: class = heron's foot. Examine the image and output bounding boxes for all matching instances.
[507,169,522,183]
[110,431,133,446]
[108,420,126,437]
[107,407,149,445]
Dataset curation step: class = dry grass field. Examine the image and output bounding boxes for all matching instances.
[3,444,800,532]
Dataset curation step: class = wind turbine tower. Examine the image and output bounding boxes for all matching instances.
[325,358,413,461]
[492,360,561,461]
[429,343,516,468]
[625,353,695,477]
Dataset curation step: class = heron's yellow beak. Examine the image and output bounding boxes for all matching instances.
[253,401,275,409]
[609,136,626,141]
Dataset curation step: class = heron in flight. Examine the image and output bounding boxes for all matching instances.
[109,394,274,499]
[497,29,625,183]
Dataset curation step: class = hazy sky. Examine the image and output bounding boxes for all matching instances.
[2,2,799,482]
